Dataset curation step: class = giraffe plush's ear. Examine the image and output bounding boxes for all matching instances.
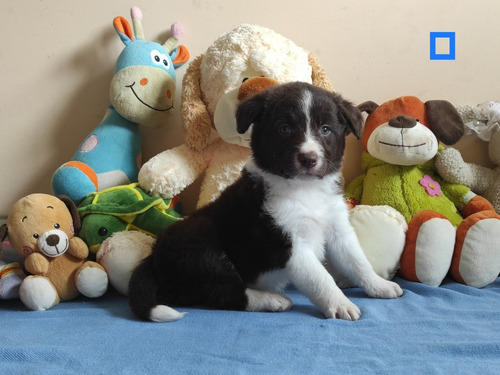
[171,46,190,68]
[113,16,134,46]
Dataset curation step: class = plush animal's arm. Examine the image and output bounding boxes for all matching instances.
[67,237,90,259]
[436,147,492,195]
[139,143,215,199]
[24,253,50,275]
[344,175,365,206]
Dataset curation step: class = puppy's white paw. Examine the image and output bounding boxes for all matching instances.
[245,289,293,312]
[323,298,361,321]
[364,278,403,299]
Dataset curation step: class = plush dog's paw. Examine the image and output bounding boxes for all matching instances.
[364,278,403,299]
[323,298,361,321]
[245,289,293,312]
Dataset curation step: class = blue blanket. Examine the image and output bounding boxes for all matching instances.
[1,243,499,375]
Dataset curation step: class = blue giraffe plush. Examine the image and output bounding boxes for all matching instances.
[52,7,189,204]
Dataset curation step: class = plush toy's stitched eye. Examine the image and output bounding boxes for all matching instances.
[33,233,39,239]
[54,223,60,229]
[98,227,108,236]
[321,125,332,136]
[242,77,249,83]
[163,58,169,68]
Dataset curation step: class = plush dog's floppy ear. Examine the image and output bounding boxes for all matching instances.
[236,92,267,135]
[425,100,465,145]
[334,94,363,139]
[57,195,82,233]
[180,54,213,151]
[357,101,379,115]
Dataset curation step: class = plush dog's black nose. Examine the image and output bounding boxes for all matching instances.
[46,234,60,247]
[298,152,318,169]
[388,115,417,129]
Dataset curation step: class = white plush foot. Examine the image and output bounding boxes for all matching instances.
[245,289,292,312]
[323,297,361,321]
[76,264,108,298]
[19,276,59,311]
[97,231,154,295]
[350,205,407,280]
[414,218,456,286]
[455,217,500,288]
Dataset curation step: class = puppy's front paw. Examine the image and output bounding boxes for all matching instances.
[364,278,403,299]
[324,298,361,321]
[245,289,293,312]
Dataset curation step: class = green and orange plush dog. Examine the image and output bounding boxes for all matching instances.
[345,96,500,288]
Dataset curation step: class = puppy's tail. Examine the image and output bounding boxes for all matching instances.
[128,256,186,322]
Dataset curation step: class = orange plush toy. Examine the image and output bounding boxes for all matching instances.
[4,194,108,310]
[345,96,500,288]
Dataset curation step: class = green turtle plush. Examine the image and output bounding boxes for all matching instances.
[78,183,182,254]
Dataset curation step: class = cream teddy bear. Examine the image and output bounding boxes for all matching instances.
[436,101,500,213]
[138,23,334,209]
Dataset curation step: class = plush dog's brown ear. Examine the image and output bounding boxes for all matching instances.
[357,101,379,115]
[57,195,81,233]
[334,94,363,139]
[236,92,267,135]
[180,54,213,151]
[425,100,465,145]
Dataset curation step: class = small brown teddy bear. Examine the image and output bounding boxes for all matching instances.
[4,194,108,310]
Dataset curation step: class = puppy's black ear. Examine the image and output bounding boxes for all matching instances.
[334,95,363,139]
[236,93,266,134]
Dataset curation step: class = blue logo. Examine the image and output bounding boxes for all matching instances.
[430,32,455,60]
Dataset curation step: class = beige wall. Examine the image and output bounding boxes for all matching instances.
[1,0,498,216]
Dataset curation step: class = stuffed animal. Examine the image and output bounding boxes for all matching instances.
[138,23,334,209]
[0,226,26,299]
[51,6,189,205]
[77,183,181,254]
[345,96,500,288]
[436,101,500,213]
[4,194,109,310]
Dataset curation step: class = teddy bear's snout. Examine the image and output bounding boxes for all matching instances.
[45,234,61,247]
[388,115,417,129]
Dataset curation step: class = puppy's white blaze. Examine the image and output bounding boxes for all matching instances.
[301,89,313,128]
[149,305,187,322]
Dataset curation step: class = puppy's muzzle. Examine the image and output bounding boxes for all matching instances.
[298,151,319,170]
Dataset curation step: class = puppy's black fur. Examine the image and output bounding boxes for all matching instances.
[128,82,362,321]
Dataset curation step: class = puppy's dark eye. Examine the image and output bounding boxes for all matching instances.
[320,125,332,135]
[279,125,291,135]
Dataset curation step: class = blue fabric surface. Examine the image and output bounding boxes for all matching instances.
[1,255,499,375]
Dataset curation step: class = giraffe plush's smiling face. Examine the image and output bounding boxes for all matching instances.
[109,9,189,128]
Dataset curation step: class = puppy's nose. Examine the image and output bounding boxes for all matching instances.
[388,115,417,128]
[298,152,318,169]
[46,234,60,247]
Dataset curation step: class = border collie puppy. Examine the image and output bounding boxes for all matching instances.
[129,82,403,322]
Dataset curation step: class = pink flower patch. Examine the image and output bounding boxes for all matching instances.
[419,175,442,197]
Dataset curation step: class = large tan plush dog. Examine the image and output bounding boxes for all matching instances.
[138,23,334,209]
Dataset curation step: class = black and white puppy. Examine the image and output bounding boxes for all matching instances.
[128,82,403,322]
